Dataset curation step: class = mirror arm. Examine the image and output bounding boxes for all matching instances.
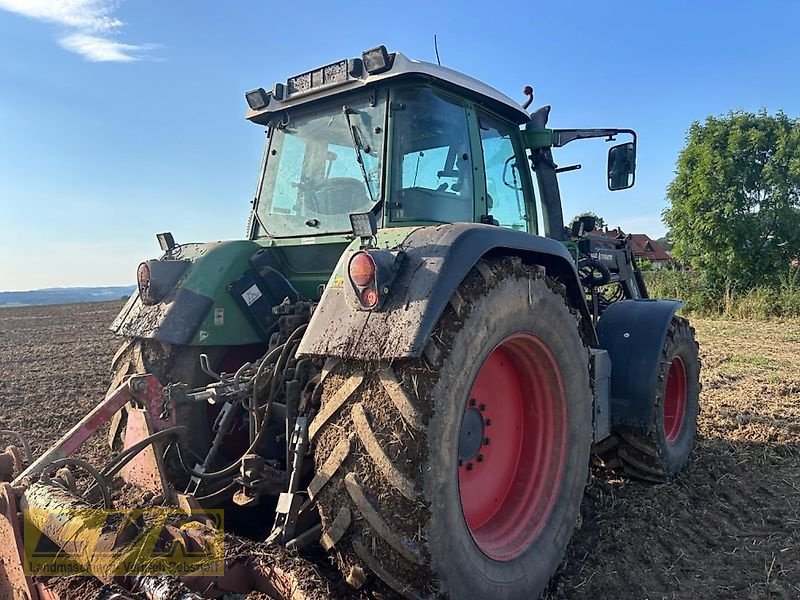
[551,128,637,148]
[555,164,582,174]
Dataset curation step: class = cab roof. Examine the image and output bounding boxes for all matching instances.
[246,51,531,126]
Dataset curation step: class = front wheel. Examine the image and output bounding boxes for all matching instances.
[608,317,701,481]
[310,259,592,599]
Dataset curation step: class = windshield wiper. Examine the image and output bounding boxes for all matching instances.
[342,105,376,205]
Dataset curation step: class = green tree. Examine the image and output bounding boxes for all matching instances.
[663,110,800,290]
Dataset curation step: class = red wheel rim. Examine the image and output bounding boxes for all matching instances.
[663,356,687,444]
[458,333,568,561]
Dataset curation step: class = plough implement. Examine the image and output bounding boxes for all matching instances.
[0,372,319,600]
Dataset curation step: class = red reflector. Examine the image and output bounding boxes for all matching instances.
[349,252,376,287]
[361,287,379,307]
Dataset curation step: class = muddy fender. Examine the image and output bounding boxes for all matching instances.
[595,299,683,434]
[111,241,269,346]
[297,222,591,360]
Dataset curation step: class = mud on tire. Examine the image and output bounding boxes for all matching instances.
[310,258,593,599]
[106,339,225,455]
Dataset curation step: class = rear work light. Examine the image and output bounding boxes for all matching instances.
[349,252,376,287]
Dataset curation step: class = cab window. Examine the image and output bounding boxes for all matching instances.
[478,113,529,232]
[390,87,474,223]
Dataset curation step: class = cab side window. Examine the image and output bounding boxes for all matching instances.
[478,114,528,231]
[390,87,474,223]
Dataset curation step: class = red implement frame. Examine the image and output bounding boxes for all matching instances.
[13,375,165,486]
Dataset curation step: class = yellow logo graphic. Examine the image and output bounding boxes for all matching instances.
[23,507,224,577]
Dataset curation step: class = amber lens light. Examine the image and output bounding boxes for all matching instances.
[349,252,376,287]
[361,287,380,307]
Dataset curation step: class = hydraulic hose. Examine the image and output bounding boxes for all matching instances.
[36,457,113,509]
[177,324,308,483]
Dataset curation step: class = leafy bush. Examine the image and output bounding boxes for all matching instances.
[643,268,800,319]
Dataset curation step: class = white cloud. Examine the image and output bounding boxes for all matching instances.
[59,33,157,62]
[0,0,158,62]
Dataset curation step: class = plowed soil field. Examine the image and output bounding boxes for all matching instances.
[1,302,798,599]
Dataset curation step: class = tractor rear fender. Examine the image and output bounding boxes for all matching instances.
[595,299,684,434]
[297,222,594,361]
[111,240,270,346]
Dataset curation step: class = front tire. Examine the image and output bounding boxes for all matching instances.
[608,317,701,481]
[311,259,592,599]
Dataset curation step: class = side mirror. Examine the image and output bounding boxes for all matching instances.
[607,141,636,190]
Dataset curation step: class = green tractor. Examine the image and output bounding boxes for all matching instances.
[106,46,700,598]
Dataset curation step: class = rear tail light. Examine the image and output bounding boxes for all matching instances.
[136,259,190,305]
[137,262,151,298]
[346,248,406,310]
[349,252,376,286]
[361,287,379,308]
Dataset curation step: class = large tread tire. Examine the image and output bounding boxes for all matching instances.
[599,316,701,481]
[107,339,223,455]
[310,258,593,599]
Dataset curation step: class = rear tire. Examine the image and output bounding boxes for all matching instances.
[107,339,223,456]
[310,259,592,599]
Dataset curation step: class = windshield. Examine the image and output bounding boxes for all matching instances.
[254,91,386,237]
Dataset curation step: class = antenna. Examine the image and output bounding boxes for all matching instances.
[434,34,442,66]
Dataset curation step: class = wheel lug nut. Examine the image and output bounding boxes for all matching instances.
[469,398,477,407]
[476,454,484,462]
[466,462,473,471]
[483,438,490,445]
[458,459,463,467]
[485,418,491,426]
[479,403,486,411]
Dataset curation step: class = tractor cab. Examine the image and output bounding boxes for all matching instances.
[245,46,633,245]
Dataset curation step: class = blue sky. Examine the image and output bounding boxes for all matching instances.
[1,0,798,290]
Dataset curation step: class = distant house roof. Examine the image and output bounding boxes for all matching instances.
[597,229,672,262]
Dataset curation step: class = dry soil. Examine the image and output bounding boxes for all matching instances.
[1,302,798,599]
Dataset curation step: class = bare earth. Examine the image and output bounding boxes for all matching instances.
[1,302,798,599]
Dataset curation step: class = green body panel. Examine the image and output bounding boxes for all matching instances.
[179,241,261,298]
[179,241,265,346]
[183,236,354,346]
[256,234,352,299]
[521,128,556,150]
[112,235,355,346]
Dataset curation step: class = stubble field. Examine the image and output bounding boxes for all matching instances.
[0,301,798,599]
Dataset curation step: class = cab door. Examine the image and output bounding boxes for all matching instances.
[474,111,537,234]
